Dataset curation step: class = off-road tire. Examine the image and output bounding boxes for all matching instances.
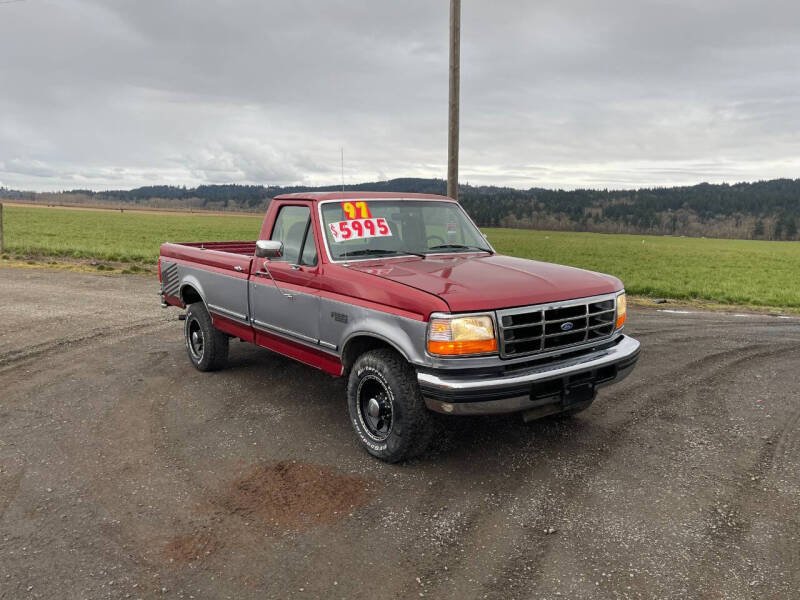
[347,348,434,463]
[184,302,229,372]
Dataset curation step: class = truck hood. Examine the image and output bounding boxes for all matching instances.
[350,254,622,312]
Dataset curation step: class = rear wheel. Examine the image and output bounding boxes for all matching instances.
[184,302,229,371]
[347,349,434,463]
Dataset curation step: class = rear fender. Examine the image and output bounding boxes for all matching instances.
[179,274,207,308]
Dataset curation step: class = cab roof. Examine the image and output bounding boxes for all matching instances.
[273,191,452,202]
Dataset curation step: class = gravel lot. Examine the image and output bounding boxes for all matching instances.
[1,266,799,599]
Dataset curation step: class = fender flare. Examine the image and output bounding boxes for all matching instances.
[179,274,208,308]
[338,320,433,377]
[341,330,412,362]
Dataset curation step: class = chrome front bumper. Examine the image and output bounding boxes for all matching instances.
[418,335,640,415]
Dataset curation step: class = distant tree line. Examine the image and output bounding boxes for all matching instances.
[2,177,799,241]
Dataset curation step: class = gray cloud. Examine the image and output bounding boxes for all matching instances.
[1,0,798,191]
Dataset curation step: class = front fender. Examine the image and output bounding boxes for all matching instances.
[319,298,429,366]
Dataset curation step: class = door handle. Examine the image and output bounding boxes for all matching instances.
[290,264,301,271]
[234,266,243,272]
[254,269,294,299]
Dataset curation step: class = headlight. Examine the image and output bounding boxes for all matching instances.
[428,314,498,356]
[616,293,627,329]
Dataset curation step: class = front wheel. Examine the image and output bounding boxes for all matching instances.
[184,302,229,372]
[347,349,434,463]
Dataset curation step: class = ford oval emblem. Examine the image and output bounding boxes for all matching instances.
[560,321,574,331]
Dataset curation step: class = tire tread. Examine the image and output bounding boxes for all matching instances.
[185,302,229,372]
[347,348,434,463]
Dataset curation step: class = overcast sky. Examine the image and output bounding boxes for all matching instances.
[1,0,799,192]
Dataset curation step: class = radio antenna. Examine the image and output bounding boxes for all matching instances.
[340,146,345,191]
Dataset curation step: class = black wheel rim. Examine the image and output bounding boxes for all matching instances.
[357,376,393,442]
[187,318,204,361]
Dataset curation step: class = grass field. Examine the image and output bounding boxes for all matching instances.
[2,204,800,309]
[486,228,800,309]
[2,204,263,263]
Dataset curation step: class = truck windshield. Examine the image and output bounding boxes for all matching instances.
[320,200,492,261]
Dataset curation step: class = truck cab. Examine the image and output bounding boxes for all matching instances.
[160,192,640,462]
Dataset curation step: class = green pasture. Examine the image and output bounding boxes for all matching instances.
[485,228,800,309]
[2,204,799,309]
[2,205,263,263]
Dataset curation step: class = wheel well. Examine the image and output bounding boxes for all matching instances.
[180,284,203,306]
[341,335,404,376]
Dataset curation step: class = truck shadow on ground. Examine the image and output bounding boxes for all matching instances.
[221,342,598,465]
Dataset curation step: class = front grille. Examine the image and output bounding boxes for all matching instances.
[497,294,617,358]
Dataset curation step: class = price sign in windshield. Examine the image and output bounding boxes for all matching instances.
[342,201,372,220]
[329,217,391,242]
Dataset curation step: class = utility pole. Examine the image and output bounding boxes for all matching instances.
[447,0,461,201]
[0,202,4,254]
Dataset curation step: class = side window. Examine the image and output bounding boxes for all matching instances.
[270,205,317,266]
[301,232,318,266]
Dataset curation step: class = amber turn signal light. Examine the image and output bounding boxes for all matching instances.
[428,338,498,356]
[616,293,627,329]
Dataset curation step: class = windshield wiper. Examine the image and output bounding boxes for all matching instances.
[427,244,492,254]
[339,248,426,259]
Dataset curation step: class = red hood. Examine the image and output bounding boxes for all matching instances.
[350,254,622,312]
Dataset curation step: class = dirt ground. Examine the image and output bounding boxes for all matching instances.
[1,266,799,600]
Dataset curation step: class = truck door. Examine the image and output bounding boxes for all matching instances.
[250,204,320,345]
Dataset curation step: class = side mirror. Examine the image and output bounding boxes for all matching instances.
[255,240,283,259]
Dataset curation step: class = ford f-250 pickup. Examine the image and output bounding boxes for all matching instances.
[159,192,640,462]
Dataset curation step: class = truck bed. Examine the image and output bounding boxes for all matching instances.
[160,241,255,276]
[167,241,258,255]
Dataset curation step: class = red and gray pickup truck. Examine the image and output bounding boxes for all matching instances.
[159,192,640,462]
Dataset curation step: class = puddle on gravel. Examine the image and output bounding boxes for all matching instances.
[217,461,374,529]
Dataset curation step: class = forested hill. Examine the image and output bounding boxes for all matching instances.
[3,177,799,241]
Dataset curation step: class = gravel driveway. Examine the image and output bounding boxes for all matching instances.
[1,266,798,599]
